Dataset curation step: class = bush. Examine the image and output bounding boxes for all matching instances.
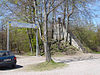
[50,42,79,55]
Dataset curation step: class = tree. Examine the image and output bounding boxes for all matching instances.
[1,0,96,62]
[61,0,95,45]
[3,0,40,54]
[43,0,66,62]
[1,0,65,62]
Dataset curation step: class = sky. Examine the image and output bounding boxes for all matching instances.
[0,0,100,30]
[91,0,100,26]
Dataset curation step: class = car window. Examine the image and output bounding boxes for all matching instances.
[8,51,14,56]
[0,53,5,57]
[0,51,14,57]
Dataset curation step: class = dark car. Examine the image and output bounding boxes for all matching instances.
[0,50,16,68]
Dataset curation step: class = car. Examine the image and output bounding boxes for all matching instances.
[0,50,17,68]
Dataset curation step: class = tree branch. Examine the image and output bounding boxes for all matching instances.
[47,0,65,15]
[68,0,75,17]
[5,3,19,17]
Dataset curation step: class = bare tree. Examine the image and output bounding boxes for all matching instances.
[43,0,65,62]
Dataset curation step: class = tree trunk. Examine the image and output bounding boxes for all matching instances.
[27,29,33,54]
[44,15,51,62]
[51,0,55,39]
[66,0,74,45]
[66,16,72,45]
[66,15,69,42]
[69,33,72,45]
[34,0,40,56]
[43,0,51,62]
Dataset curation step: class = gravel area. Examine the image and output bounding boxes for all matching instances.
[0,53,100,75]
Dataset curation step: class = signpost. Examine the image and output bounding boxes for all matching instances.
[7,21,39,56]
[7,21,10,51]
[36,29,39,56]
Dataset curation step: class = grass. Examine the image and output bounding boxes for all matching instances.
[93,51,100,54]
[26,60,67,71]
[23,52,36,56]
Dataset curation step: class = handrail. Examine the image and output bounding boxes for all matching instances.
[69,31,86,52]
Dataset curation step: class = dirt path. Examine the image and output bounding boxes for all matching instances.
[0,54,100,75]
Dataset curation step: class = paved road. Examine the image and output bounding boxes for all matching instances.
[0,54,100,75]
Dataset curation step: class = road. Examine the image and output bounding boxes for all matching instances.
[0,54,100,75]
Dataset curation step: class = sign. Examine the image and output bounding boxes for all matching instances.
[10,21,39,29]
[7,21,39,56]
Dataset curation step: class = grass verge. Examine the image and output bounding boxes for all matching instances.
[26,60,67,71]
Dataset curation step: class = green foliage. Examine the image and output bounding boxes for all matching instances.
[93,51,100,54]
[51,42,79,55]
[72,25,100,52]
[9,27,38,53]
[15,0,18,4]
[10,27,29,51]
[83,46,93,53]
